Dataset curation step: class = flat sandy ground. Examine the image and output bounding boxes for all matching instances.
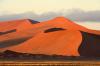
[0,61,100,66]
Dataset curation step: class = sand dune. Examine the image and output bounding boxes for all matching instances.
[0,19,39,32]
[0,19,40,41]
[0,17,100,57]
[3,29,82,56]
[0,19,27,32]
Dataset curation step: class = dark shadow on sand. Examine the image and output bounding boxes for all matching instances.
[28,19,39,24]
[0,37,32,48]
[44,28,65,33]
[78,31,100,57]
[0,29,16,35]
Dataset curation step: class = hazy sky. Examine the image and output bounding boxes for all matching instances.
[0,0,100,30]
[0,0,100,14]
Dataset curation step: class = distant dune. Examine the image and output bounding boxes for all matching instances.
[0,17,100,57]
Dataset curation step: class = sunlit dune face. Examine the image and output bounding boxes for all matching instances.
[2,29,82,56]
[0,19,40,32]
[0,19,31,32]
[16,20,33,31]
[0,21,20,32]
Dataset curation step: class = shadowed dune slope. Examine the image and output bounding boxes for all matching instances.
[0,29,16,35]
[0,37,31,48]
[78,32,100,57]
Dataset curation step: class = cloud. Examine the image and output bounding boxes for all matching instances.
[0,11,64,21]
[0,12,38,21]
[0,9,100,22]
[66,9,100,22]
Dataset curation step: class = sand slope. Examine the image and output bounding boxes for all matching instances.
[0,17,100,56]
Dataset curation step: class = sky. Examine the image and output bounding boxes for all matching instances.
[0,0,100,14]
[0,0,100,30]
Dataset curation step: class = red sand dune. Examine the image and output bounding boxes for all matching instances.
[0,19,39,41]
[0,17,100,56]
[41,17,100,35]
[2,30,82,56]
[17,17,100,34]
[0,19,39,31]
[0,19,29,32]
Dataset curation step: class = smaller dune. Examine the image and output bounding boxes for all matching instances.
[0,19,39,32]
